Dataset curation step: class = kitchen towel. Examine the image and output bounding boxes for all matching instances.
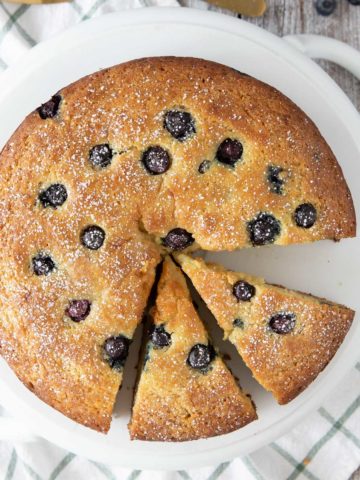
[0,2,359,479]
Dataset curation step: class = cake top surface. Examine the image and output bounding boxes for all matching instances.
[0,56,355,432]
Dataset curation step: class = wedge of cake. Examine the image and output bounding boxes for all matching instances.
[177,254,355,404]
[129,257,257,441]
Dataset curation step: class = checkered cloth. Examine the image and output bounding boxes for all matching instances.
[0,2,360,479]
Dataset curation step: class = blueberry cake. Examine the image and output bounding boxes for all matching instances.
[129,257,257,440]
[177,255,355,404]
[0,57,355,434]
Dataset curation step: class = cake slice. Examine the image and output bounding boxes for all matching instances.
[177,254,355,404]
[128,257,257,441]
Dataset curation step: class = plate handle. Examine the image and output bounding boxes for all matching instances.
[283,34,360,80]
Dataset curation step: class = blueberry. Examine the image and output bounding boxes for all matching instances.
[164,110,196,141]
[294,203,317,228]
[198,160,211,174]
[32,253,56,276]
[247,212,281,246]
[65,299,91,322]
[104,335,131,369]
[216,138,243,166]
[233,318,245,329]
[37,94,62,119]
[89,144,113,169]
[269,312,296,334]
[232,280,256,302]
[187,344,216,371]
[267,166,284,195]
[81,225,105,250]
[150,324,171,348]
[142,146,171,175]
[315,0,337,16]
[162,228,194,251]
[39,183,67,209]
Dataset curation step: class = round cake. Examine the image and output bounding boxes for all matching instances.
[0,57,355,435]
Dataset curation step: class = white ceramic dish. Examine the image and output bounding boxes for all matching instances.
[0,7,359,470]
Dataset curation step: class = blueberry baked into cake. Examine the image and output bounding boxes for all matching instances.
[177,255,355,404]
[129,257,257,440]
[0,57,355,438]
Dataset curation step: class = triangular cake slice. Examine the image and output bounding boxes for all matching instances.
[177,254,355,404]
[128,257,257,441]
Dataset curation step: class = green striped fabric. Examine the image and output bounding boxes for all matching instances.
[0,2,359,479]
[1,362,359,480]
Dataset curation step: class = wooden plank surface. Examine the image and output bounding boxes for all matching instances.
[182,0,360,110]
[247,0,360,110]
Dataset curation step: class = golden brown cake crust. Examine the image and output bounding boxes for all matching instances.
[0,237,160,432]
[0,57,355,432]
[177,255,355,404]
[128,258,257,441]
[1,57,355,249]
